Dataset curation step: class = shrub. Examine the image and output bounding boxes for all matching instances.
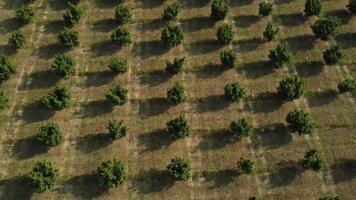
[115,4,131,24]
[111,27,132,46]
[29,160,59,193]
[42,85,71,110]
[108,57,128,74]
[217,24,233,44]
[51,53,76,78]
[237,158,255,174]
[286,109,317,135]
[107,120,128,140]
[338,79,356,93]
[97,160,127,187]
[167,157,191,181]
[224,82,245,101]
[304,0,322,16]
[167,82,187,104]
[165,57,185,75]
[311,17,339,40]
[161,25,184,48]
[57,28,79,48]
[259,1,273,16]
[302,149,327,172]
[106,84,128,105]
[163,2,181,21]
[347,0,356,14]
[8,32,26,48]
[63,3,83,25]
[36,122,63,147]
[166,115,190,139]
[0,55,17,82]
[268,43,291,68]
[319,196,340,200]
[220,50,236,69]
[16,4,34,24]
[263,23,279,41]
[230,118,253,137]
[211,0,229,20]
[0,89,9,111]
[277,75,304,101]
[323,45,344,65]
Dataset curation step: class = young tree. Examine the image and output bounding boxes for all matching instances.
[347,0,356,14]
[163,2,181,21]
[0,55,17,82]
[302,149,327,172]
[63,3,83,25]
[16,4,34,24]
[259,1,273,16]
[220,50,237,69]
[277,75,304,101]
[97,159,127,187]
[319,196,340,200]
[286,109,317,135]
[304,0,322,16]
[29,160,59,193]
[268,43,291,68]
[106,84,128,106]
[8,31,26,48]
[108,57,128,74]
[0,89,9,111]
[338,79,356,93]
[167,82,187,104]
[167,157,191,181]
[111,27,132,46]
[323,45,344,65]
[263,23,279,41]
[311,17,339,40]
[57,28,79,48]
[107,120,128,140]
[115,4,131,24]
[165,57,185,75]
[36,122,63,147]
[161,25,184,48]
[211,0,229,21]
[237,158,255,174]
[51,53,76,78]
[224,82,245,101]
[42,85,71,110]
[217,24,234,44]
[230,118,253,138]
[166,115,190,139]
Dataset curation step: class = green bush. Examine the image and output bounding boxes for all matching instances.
[347,0,356,14]
[323,45,344,65]
[42,85,71,110]
[311,17,339,40]
[29,160,59,193]
[165,57,185,75]
[63,3,83,25]
[8,31,26,48]
[167,82,187,104]
[211,0,229,20]
[304,0,322,16]
[167,157,191,181]
[108,57,128,74]
[0,89,9,111]
[161,25,184,48]
[230,118,253,137]
[107,120,128,140]
[115,4,131,24]
[286,109,317,135]
[217,24,233,44]
[268,43,291,68]
[224,82,245,101]
[106,84,128,105]
[111,27,132,46]
[319,196,340,200]
[338,79,356,93]
[237,158,255,174]
[51,53,76,78]
[259,1,273,16]
[36,122,63,147]
[166,115,190,139]
[263,23,279,41]
[97,159,127,187]
[163,2,181,21]
[220,50,236,69]
[16,4,34,24]
[57,28,79,48]
[302,149,327,172]
[0,55,17,82]
[277,75,304,101]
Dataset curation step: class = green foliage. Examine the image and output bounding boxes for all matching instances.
[42,85,71,110]
[347,0,356,14]
[107,120,128,140]
[286,109,317,135]
[0,55,17,82]
[259,1,273,16]
[224,81,245,101]
[217,24,233,44]
[263,23,279,41]
[277,75,304,101]
[161,25,184,48]
[67,0,80,4]
[167,82,187,104]
[57,28,79,48]
[29,160,59,193]
[111,27,132,46]
[304,0,322,16]
[319,196,340,200]
[36,122,63,147]
[311,17,339,40]
[302,149,327,172]
[323,45,344,65]
[268,43,291,68]
[63,3,83,25]
[211,0,229,20]
[108,57,128,74]
[16,4,34,24]
[115,4,131,24]
[106,84,128,105]
[230,118,253,137]
[167,157,191,181]
[220,50,237,69]
[0,89,9,111]
[237,158,255,174]
[97,159,127,187]
[163,2,181,21]
[166,115,190,139]
[51,54,76,78]
[8,31,26,48]
[338,79,356,93]
[165,57,185,75]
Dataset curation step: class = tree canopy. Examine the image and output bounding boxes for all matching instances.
[167,82,187,104]
[106,84,128,105]
[97,159,127,187]
[42,85,71,110]
[29,160,59,193]
[167,157,191,181]
[0,55,17,82]
[166,115,190,139]
[36,122,63,147]
[286,109,317,135]
[107,120,128,140]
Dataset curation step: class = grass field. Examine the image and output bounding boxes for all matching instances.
[0,0,355,199]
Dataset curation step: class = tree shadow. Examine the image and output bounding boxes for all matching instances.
[19,70,60,90]
[251,123,291,150]
[279,13,307,27]
[268,160,302,188]
[252,92,284,113]
[44,19,66,33]
[282,34,315,52]
[0,44,16,56]
[139,18,165,32]
[137,0,164,9]
[202,169,236,188]
[181,0,209,8]
[181,16,215,32]
[238,60,274,79]
[132,40,168,59]
[295,60,324,77]
[230,0,254,7]
[90,40,121,57]
[193,63,226,79]
[48,0,68,11]
[234,15,260,28]
[139,69,170,87]
[138,97,171,118]
[306,89,338,107]
[325,9,352,25]
[36,43,66,59]
[137,129,174,152]
[12,136,49,160]
[335,32,356,49]
[75,133,112,154]
[274,0,294,5]
[185,39,223,55]
[0,176,33,200]
[331,159,356,184]
[81,70,116,88]
[194,94,229,113]
[236,37,264,52]
[91,18,117,33]
[0,18,23,34]
[195,129,238,151]
[75,99,113,118]
[93,0,118,9]
[131,169,174,195]
[21,100,55,123]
